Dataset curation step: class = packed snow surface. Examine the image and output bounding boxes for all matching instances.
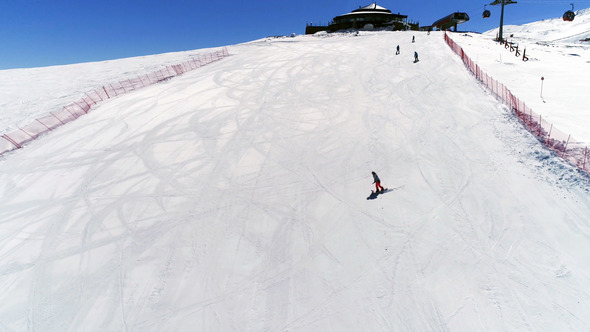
[1,11,590,331]
[456,6,590,144]
[0,49,216,135]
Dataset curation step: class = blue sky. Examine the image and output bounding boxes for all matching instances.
[1,0,588,69]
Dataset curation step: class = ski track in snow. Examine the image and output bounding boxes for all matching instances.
[1,31,590,331]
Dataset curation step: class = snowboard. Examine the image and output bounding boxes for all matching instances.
[366,188,389,200]
[366,185,405,200]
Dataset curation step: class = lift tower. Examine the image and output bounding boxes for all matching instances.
[490,0,517,42]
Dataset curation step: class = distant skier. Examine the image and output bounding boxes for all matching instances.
[371,171,384,193]
[414,51,419,63]
[396,45,400,55]
[412,35,415,43]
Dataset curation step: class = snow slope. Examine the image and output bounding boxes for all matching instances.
[0,48,218,135]
[1,31,590,331]
[452,7,590,144]
[488,7,590,44]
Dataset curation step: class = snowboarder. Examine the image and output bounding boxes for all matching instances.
[396,45,400,55]
[414,51,419,63]
[371,171,384,193]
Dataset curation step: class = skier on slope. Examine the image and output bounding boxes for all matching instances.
[371,171,384,193]
[414,51,419,63]
[396,45,400,55]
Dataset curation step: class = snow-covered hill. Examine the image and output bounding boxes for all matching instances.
[485,7,590,44]
[454,7,590,144]
[0,48,218,136]
[1,19,590,332]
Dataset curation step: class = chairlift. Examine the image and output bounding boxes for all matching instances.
[483,5,491,18]
[563,3,575,21]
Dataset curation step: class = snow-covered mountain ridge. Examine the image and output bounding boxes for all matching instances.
[485,7,590,44]
[454,7,590,145]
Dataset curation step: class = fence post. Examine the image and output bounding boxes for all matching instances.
[35,119,51,131]
[87,92,102,103]
[74,100,89,114]
[2,134,22,149]
[102,86,110,99]
[19,128,35,140]
[63,106,76,119]
[110,84,119,96]
[91,92,101,102]
[50,112,66,125]
[562,134,571,158]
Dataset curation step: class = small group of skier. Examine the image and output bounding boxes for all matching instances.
[395,35,419,62]
[370,36,425,196]
[412,35,419,62]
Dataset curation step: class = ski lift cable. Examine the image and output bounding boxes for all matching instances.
[430,1,589,25]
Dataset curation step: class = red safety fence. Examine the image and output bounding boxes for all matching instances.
[444,33,589,174]
[0,48,229,157]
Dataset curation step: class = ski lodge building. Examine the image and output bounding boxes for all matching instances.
[305,3,418,34]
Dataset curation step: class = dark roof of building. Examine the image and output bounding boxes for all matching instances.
[334,3,407,20]
[352,3,391,13]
